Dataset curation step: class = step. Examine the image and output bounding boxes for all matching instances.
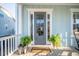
[31,46,51,52]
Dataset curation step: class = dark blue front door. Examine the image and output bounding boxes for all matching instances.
[34,12,46,45]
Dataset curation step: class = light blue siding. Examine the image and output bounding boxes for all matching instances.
[22,6,28,36]
[22,5,79,47]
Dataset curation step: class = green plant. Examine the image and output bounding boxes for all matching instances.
[49,34,62,47]
[20,36,32,47]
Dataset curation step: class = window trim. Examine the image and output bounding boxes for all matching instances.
[71,8,79,37]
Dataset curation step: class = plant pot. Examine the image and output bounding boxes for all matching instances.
[23,46,28,54]
[18,47,22,55]
[53,42,61,48]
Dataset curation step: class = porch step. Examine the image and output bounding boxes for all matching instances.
[31,46,51,52]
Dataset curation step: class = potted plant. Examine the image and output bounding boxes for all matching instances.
[48,34,62,48]
[18,44,23,55]
[20,36,32,54]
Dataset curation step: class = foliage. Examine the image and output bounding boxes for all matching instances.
[20,36,32,47]
[49,34,62,47]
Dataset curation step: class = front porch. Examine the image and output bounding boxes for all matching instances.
[0,3,79,56]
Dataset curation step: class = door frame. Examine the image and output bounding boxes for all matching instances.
[28,8,53,45]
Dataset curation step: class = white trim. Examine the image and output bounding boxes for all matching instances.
[28,8,53,45]
[71,8,79,37]
[28,10,31,36]
[46,12,47,44]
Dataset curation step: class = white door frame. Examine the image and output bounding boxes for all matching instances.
[28,8,53,45]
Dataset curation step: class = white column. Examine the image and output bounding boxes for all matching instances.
[18,4,22,35]
[15,4,18,35]
[15,4,18,49]
[15,4,22,47]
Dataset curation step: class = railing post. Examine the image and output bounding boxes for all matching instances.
[15,35,18,49]
[71,35,73,46]
[1,40,3,56]
[5,40,7,56]
[14,37,15,50]
[60,33,62,47]
[11,38,12,53]
[13,37,14,51]
[65,32,67,47]
[8,39,9,55]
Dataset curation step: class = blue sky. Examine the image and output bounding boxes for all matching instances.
[0,3,16,19]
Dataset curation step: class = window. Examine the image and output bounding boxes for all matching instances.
[36,14,44,19]
[73,12,79,33]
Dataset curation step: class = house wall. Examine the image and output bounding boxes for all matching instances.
[22,5,79,47]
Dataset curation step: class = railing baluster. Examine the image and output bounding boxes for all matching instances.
[71,35,73,46]
[65,32,67,47]
[12,38,13,51]
[15,36,17,49]
[14,37,15,50]
[0,41,1,56]
[13,37,15,51]
[8,39,9,55]
[1,41,3,56]
[60,33,62,47]
[5,40,6,56]
[6,39,8,55]
[11,38,12,53]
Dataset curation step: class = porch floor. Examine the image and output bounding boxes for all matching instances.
[12,46,79,56]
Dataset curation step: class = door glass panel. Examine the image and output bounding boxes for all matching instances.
[36,19,44,36]
[35,12,45,36]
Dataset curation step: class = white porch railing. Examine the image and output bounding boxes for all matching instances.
[59,32,77,47]
[0,32,77,56]
[0,35,20,56]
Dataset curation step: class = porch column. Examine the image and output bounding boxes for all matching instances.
[17,4,22,35]
[15,4,23,47]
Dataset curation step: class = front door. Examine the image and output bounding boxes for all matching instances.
[34,12,46,45]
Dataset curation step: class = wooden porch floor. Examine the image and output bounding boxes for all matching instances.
[12,46,79,56]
